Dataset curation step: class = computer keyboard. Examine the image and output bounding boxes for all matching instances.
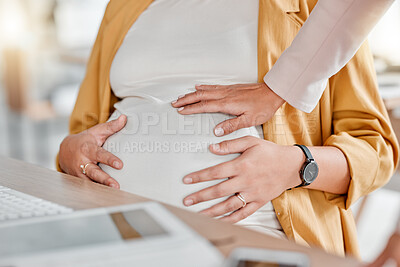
[0,185,73,222]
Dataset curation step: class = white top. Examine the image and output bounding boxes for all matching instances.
[264,0,394,113]
[103,0,284,237]
[110,0,259,102]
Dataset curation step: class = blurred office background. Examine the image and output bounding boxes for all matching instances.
[0,0,399,263]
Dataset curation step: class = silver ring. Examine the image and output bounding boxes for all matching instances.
[80,163,91,175]
[236,193,247,208]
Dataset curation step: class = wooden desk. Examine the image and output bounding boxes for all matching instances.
[0,156,358,267]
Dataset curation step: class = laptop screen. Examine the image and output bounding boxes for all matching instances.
[0,209,168,258]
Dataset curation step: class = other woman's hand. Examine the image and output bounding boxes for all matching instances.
[59,115,127,188]
[171,83,285,136]
[182,136,302,223]
[366,231,400,267]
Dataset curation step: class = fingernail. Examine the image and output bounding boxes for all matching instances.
[171,100,177,105]
[110,183,118,188]
[178,107,184,112]
[195,84,201,87]
[183,177,193,184]
[184,199,194,206]
[214,127,224,136]
[178,94,185,99]
[113,161,121,169]
[211,143,220,151]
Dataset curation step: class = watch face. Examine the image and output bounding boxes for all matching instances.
[303,162,319,183]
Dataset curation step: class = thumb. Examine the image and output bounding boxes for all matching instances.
[91,115,127,145]
[366,249,390,267]
[214,116,249,137]
[210,136,257,155]
[366,233,400,267]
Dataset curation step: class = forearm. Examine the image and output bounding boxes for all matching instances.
[264,0,394,112]
[287,145,350,195]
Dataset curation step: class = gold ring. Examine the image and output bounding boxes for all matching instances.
[80,163,91,175]
[236,193,247,208]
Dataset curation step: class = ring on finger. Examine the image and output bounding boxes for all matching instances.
[235,193,247,208]
[80,163,91,175]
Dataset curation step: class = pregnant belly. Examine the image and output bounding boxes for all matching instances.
[100,98,263,212]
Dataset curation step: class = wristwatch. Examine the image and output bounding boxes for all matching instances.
[294,144,319,188]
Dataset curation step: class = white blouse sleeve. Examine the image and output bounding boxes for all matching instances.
[263,0,395,113]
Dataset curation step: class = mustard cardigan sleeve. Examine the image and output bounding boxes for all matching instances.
[324,42,399,209]
[69,3,118,135]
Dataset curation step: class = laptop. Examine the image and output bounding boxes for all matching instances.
[0,201,224,267]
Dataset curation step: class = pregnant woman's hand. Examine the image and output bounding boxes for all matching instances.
[182,136,302,223]
[171,83,284,136]
[59,115,127,188]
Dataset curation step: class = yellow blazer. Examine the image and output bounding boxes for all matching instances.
[59,0,399,257]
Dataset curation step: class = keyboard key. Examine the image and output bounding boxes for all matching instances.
[0,185,73,223]
[6,213,19,220]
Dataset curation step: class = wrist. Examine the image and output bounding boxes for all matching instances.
[263,82,285,111]
[284,145,305,189]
